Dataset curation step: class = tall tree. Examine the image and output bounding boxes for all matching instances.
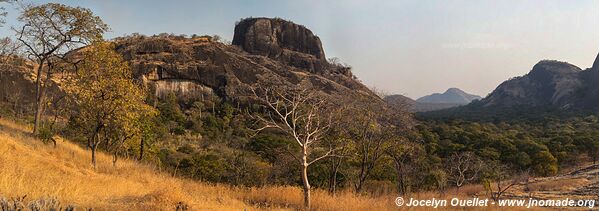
[386,140,423,195]
[14,3,108,134]
[65,42,155,168]
[252,83,339,210]
[344,97,410,193]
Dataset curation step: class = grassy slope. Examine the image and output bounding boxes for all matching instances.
[0,118,397,210]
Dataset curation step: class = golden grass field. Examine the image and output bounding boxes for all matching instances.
[1,118,594,210]
[0,118,400,210]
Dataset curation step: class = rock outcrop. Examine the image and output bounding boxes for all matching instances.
[113,18,375,105]
[232,18,327,73]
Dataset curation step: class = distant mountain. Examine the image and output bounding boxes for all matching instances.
[416,88,482,104]
[384,93,468,112]
[384,94,416,106]
[420,53,599,120]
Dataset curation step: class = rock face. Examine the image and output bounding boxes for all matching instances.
[416,88,481,104]
[580,53,599,109]
[232,18,327,73]
[113,17,375,105]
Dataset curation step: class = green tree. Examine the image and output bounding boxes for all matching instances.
[158,92,185,135]
[65,42,156,168]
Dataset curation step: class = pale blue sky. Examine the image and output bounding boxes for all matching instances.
[3,0,599,98]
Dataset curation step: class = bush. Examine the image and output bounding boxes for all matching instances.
[37,122,56,146]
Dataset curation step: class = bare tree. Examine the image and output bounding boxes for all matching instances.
[14,3,108,134]
[445,152,483,191]
[251,84,339,210]
[484,162,529,202]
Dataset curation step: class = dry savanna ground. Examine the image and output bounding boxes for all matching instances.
[1,118,597,210]
[0,118,398,210]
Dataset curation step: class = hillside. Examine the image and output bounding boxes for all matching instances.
[5,117,599,210]
[0,118,397,210]
[112,17,377,105]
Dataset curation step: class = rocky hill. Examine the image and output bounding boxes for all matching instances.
[478,54,599,111]
[416,88,481,104]
[112,17,375,106]
[420,53,599,120]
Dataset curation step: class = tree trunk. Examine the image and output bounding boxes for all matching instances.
[91,144,97,168]
[355,168,367,193]
[33,89,43,134]
[33,64,45,134]
[328,157,341,195]
[301,148,311,210]
[355,154,369,193]
[393,158,407,195]
[112,152,118,166]
[138,138,145,161]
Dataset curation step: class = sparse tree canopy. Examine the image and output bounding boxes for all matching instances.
[14,3,109,134]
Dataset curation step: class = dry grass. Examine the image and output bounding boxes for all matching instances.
[0,118,570,210]
[0,118,250,210]
[527,178,589,192]
[0,118,399,210]
[234,186,396,210]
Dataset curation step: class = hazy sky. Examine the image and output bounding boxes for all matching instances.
[3,0,599,99]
